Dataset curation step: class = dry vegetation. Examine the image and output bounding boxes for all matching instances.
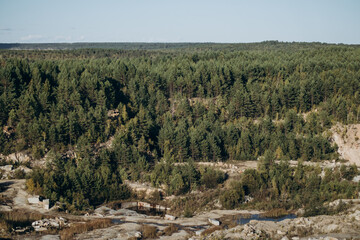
[141,224,158,239]
[201,225,223,236]
[168,189,221,217]
[164,223,179,236]
[59,219,112,240]
[0,211,45,232]
[260,208,288,218]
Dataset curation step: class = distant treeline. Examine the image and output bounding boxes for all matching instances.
[0,41,356,51]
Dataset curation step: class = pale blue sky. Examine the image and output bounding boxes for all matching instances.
[0,0,359,43]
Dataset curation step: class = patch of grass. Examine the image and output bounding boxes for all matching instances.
[201,225,223,236]
[260,208,288,218]
[164,223,178,236]
[60,218,112,240]
[183,207,193,218]
[0,211,45,232]
[168,189,221,217]
[141,224,157,239]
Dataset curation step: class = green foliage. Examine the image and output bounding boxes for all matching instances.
[220,187,244,209]
[200,167,226,189]
[2,43,360,212]
[1,45,359,162]
[228,162,359,213]
[28,150,131,211]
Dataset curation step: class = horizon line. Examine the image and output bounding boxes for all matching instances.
[0,41,359,45]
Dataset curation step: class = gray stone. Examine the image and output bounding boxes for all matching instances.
[28,196,40,204]
[353,175,360,182]
[43,199,50,210]
[134,231,142,238]
[164,214,176,221]
[208,218,221,226]
[195,229,205,236]
[324,224,339,233]
[0,165,13,172]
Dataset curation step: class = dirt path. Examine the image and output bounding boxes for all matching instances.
[1,179,50,214]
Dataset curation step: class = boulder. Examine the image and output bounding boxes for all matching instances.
[7,152,31,163]
[134,231,142,238]
[0,165,13,172]
[28,196,40,204]
[43,199,50,210]
[323,224,339,233]
[164,214,176,221]
[208,218,221,226]
[353,175,360,182]
[195,229,205,236]
[349,210,360,221]
[94,206,116,216]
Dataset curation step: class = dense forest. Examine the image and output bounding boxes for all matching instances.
[1,42,360,211]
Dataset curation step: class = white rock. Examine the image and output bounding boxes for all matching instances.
[35,227,48,232]
[43,199,50,210]
[324,224,339,233]
[134,231,142,238]
[0,165,13,172]
[281,237,289,240]
[353,175,360,182]
[28,196,40,204]
[164,214,176,221]
[195,229,205,236]
[208,218,220,226]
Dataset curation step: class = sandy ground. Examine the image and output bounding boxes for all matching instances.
[332,123,360,166]
[0,179,44,212]
[0,179,66,215]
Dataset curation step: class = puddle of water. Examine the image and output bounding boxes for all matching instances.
[233,214,297,225]
[112,219,123,224]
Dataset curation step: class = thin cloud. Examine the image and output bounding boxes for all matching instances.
[20,34,44,42]
[0,28,12,31]
[54,35,72,42]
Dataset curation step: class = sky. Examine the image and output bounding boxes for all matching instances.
[0,0,359,44]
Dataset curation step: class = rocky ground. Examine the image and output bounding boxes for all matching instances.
[68,203,360,240]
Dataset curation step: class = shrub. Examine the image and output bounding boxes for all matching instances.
[164,223,178,236]
[149,190,163,201]
[184,206,194,218]
[13,168,26,179]
[201,168,226,189]
[201,226,223,236]
[220,188,244,209]
[141,225,157,239]
[261,208,288,218]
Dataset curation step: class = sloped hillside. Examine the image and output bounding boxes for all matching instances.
[332,123,360,166]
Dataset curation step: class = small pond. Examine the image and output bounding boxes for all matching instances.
[231,213,297,225]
